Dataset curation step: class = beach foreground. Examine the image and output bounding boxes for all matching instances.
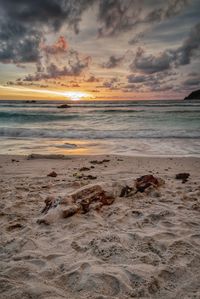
[0,154,200,299]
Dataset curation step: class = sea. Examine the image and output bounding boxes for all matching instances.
[0,99,200,157]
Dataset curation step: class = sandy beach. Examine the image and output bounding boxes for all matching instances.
[0,154,200,299]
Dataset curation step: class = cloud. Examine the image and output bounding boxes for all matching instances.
[127,74,150,83]
[150,84,173,92]
[123,81,173,93]
[41,36,68,55]
[125,69,178,93]
[128,71,174,83]
[128,32,144,45]
[97,0,141,37]
[182,72,200,87]
[102,54,125,68]
[23,36,91,80]
[131,22,200,74]
[174,22,200,65]
[97,0,191,37]
[102,77,120,90]
[144,0,190,23]
[122,83,143,93]
[132,47,172,74]
[86,75,100,82]
[183,78,199,86]
[0,0,93,64]
[60,83,69,87]
[6,80,49,88]
[188,72,199,77]
[71,83,80,87]
[0,0,198,95]
[102,50,133,69]
[0,23,41,63]
[0,0,192,65]
[0,0,92,33]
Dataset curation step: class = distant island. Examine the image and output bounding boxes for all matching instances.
[184,89,200,100]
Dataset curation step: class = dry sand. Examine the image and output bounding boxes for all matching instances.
[0,154,200,299]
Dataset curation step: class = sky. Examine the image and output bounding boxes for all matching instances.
[0,0,200,101]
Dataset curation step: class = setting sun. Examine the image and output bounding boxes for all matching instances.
[63,91,91,101]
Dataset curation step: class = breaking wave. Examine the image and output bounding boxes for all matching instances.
[0,127,200,139]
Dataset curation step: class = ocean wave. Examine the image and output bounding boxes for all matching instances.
[0,111,81,122]
[1,100,200,109]
[0,127,200,139]
[87,108,200,114]
[88,109,145,113]
[1,109,199,123]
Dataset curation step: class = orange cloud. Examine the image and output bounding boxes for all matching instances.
[41,36,68,55]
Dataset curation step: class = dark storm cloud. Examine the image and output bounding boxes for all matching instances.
[0,0,94,64]
[131,22,200,74]
[0,0,94,32]
[0,0,193,65]
[0,23,41,63]
[0,0,199,92]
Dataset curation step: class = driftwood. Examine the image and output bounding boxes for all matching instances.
[38,183,115,224]
[38,175,165,225]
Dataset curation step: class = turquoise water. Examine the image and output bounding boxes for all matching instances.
[0,99,200,156]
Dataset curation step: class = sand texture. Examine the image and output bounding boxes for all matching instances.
[0,154,200,299]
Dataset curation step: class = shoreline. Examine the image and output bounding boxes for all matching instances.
[1,136,199,157]
[0,153,200,160]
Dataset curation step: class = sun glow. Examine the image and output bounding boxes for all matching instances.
[63,91,89,101]
[0,85,91,101]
